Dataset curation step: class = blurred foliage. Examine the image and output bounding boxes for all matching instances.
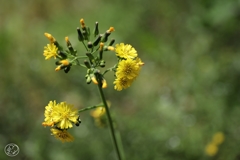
[1,0,240,159]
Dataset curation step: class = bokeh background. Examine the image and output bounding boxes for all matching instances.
[1,0,240,159]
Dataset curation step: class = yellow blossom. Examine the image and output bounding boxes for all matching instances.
[51,128,74,142]
[116,58,140,80]
[90,101,111,118]
[91,107,106,118]
[52,102,79,129]
[43,43,58,60]
[42,101,58,127]
[113,77,134,91]
[205,143,218,156]
[212,132,225,145]
[115,43,138,59]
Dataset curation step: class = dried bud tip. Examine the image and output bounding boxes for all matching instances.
[108,27,115,33]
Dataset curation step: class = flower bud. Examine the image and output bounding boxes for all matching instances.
[104,46,114,51]
[65,37,75,55]
[87,41,93,48]
[100,60,105,68]
[77,27,84,41]
[80,18,86,30]
[108,39,115,46]
[99,42,104,60]
[91,76,98,84]
[44,33,56,43]
[84,60,91,68]
[93,22,99,37]
[86,76,92,84]
[64,66,71,73]
[58,51,67,59]
[101,27,114,42]
[93,35,102,46]
[75,116,81,126]
[102,79,107,88]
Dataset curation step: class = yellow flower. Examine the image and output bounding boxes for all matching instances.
[212,132,225,145]
[115,43,138,59]
[90,101,111,118]
[205,143,218,156]
[52,102,79,129]
[43,43,58,60]
[91,107,106,118]
[116,58,140,80]
[113,77,134,91]
[51,128,74,142]
[42,101,58,127]
[113,57,144,91]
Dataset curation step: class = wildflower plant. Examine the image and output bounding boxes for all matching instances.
[41,18,144,159]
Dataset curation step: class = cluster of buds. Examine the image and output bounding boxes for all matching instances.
[43,19,116,88]
[43,18,144,91]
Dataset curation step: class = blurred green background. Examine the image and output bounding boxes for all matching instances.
[1,0,240,159]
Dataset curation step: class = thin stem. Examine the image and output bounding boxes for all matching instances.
[82,41,88,51]
[78,104,103,113]
[97,84,122,160]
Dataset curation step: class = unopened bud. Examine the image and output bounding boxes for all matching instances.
[93,22,99,37]
[80,18,86,29]
[102,79,107,88]
[93,35,102,46]
[77,27,84,41]
[100,60,105,68]
[87,42,93,48]
[64,66,71,73]
[108,39,115,46]
[84,60,91,68]
[86,76,92,84]
[44,33,56,43]
[91,76,98,84]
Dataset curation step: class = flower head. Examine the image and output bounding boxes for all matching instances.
[52,102,79,129]
[113,57,144,91]
[42,101,58,127]
[113,77,134,91]
[116,58,140,79]
[115,43,138,59]
[43,43,58,60]
[42,101,79,129]
[51,128,74,142]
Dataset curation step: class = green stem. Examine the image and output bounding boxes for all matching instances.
[97,84,122,160]
[78,104,103,113]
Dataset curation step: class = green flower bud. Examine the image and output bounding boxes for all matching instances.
[93,35,102,46]
[84,60,91,68]
[87,42,93,48]
[77,27,84,41]
[93,22,99,37]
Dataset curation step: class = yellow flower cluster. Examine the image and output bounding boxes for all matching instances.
[205,132,225,156]
[42,101,80,142]
[114,43,144,91]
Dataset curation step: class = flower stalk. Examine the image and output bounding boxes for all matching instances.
[97,81,123,160]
